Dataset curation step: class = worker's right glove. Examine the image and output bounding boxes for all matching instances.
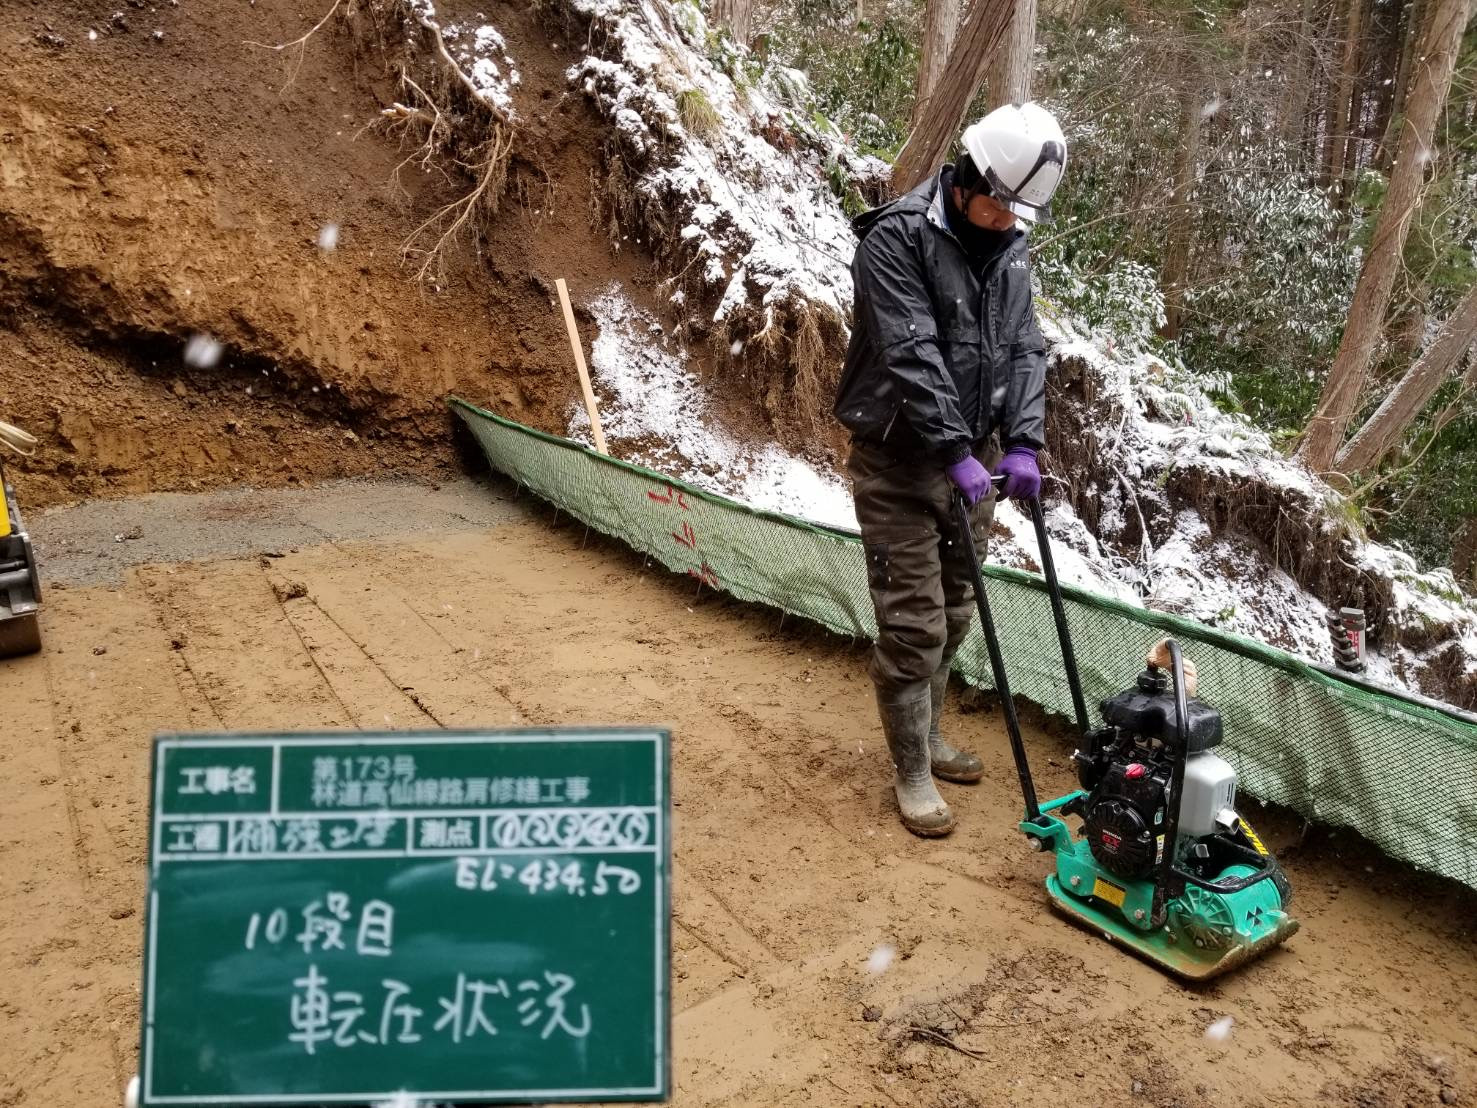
[994,446,1041,500]
[945,455,992,506]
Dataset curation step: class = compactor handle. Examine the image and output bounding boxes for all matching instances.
[952,489,1041,823]
[1023,497,1091,737]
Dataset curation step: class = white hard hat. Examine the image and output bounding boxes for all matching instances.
[958,102,1067,223]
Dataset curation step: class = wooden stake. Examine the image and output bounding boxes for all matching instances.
[555,277,608,456]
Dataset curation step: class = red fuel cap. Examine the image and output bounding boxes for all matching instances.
[1125,763,1147,779]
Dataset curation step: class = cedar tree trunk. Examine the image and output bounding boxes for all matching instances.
[1297,0,1473,475]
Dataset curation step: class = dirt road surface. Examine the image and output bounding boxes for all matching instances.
[1,476,1473,1107]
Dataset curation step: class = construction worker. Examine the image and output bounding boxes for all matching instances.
[833,102,1067,837]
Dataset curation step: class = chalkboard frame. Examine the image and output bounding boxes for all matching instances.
[139,727,672,1106]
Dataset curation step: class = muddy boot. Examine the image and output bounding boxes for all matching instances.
[877,687,955,837]
[928,661,984,783]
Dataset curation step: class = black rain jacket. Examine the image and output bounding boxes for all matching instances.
[832,169,1048,464]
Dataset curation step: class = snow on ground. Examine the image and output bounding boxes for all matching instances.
[1359,540,1477,683]
[570,285,1477,698]
[570,290,1160,601]
[569,287,857,530]
[987,499,1142,603]
[407,1,520,118]
[1038,310,1477,682]
[1143,511,1333,658]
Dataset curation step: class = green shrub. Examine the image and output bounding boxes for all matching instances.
[676,87,721,139]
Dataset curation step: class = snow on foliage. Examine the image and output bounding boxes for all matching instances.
[563,0,870,331]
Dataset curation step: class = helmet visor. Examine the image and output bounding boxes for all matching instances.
[1007,198,1052,224]
[983,143,1064,224]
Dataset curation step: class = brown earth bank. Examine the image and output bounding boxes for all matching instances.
[8,0,1465,711]
[0,0,681,508]
[1,475,1474,1107]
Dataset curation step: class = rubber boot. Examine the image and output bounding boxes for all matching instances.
[876,687,955,837]
[928,662,985,783]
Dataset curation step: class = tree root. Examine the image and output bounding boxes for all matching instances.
[398,128,513,284]
[368,0,518,284]
[244,0,344,91]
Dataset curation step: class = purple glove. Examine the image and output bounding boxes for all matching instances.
[946,455,992,506]
[994,446,1041,500]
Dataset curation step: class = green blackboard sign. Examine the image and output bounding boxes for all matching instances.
[140,729,670,1105]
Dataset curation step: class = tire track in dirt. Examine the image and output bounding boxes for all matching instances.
[136,573,228,730]
[36,638,128,1096]
[17,582,212,1104]
[671,912,753,981]
[0,648,123,1106]
[134,562,349,731]
[265,544,522,728]
[270,588,446,730]
[259,566,363,729]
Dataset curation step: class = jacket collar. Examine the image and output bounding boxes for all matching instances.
[928,166,1029,245]
[926,168,949,231]
[850,167,1029,251]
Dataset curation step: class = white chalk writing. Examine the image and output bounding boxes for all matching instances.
[486,808,650,850]
[178,765,257,796]
[286,967,592,1054]
[245,894,396,959]
[453,857,643,896]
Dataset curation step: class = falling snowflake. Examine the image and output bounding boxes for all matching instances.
[183,333,223,368]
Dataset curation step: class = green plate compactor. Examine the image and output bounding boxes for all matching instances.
[953,488,1298,981]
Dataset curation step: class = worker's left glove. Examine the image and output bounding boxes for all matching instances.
[993,447,1041,500]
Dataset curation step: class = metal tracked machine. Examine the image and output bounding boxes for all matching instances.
[953,488,1298,981]
[0,420,42,657]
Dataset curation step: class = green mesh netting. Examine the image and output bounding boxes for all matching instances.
[452,398,1477,890]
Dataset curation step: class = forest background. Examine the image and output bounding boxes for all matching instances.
[712,0,1477,577]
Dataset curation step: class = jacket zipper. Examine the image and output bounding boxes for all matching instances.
[925,199,1018,447]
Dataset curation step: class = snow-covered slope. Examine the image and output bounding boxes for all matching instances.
[565,0,873,321]
[557,0,1477,709]
[562,0,885,429]
[1040,314,1477,701]
[569,287,857,529]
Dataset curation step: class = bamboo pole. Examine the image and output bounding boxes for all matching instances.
[554,277,608,456]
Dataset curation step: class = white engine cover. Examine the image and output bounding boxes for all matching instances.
[1178,751,1237,838]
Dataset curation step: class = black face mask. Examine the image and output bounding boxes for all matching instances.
[942,168,1014,265]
